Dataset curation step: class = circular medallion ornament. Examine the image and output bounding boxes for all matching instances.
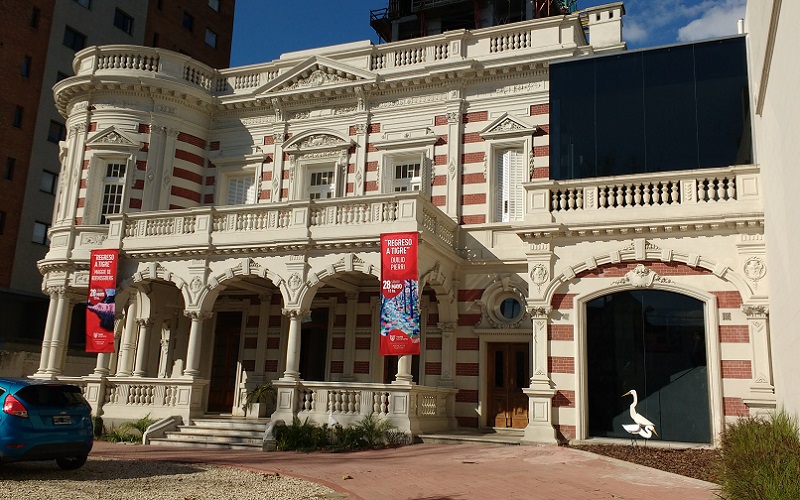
[743,257,766,283]
[530,263,548,291]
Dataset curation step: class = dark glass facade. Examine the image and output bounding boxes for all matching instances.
[550,36,752,180]
[586,290,710,443]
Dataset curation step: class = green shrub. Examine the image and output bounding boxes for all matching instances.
[717,408,800,499]
[243,382,276,416]
[274,417,330,451]
[273,415,403,452]
[355,413,395,448]
[102,427,139,443]
[101,414,156,444]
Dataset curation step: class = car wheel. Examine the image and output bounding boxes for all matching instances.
[56,455,88,470]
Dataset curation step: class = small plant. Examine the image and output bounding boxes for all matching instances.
[243,381,276,416]
[272,414,401,452]
[716,408,800,499]
[103,427,139,443]
[92,416,104,438]
[101,414,156,444]
[355,413,395,448]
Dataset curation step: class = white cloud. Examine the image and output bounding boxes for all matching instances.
[623,21,648,43]
[677,0,746,42]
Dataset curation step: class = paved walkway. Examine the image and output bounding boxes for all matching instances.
[92,441,717,499]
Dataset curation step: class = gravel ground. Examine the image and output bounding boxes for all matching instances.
[0,457,346,500]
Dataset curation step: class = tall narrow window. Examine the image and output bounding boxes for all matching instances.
[100,162,126,223]
[40,171,59,195]
[31,7,40,28]
[0,211,5,235]
[226,175,256,205]
[308,168,334,199]
[393,161,421,192]
[63,26,87,51]
[22,56,32,78]
[12,106,23,128]
[208,0,220,12]
[47,121,66,143]
[205,28,217,48]
[4,158,15,180]
[32,221,50,245]
[182,12,194,31]
[496,149,524,222]
[114,9,134,35]
[73,0,91,8]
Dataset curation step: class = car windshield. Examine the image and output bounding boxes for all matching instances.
[17,385,86,407]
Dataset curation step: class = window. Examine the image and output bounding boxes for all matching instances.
[40,171,58,195]
[31,7,40,28]
[22,56,32,78]
[182,12,194,31]
[114,9,134,35]
[32,221,50,245]
[204,28,217,48]
[0,212,5,235]
[152,32,159,47]
[63,26,87,51]
[47,121,66,143]
[208,0,220,12]
[495,149,524,222]
[100,162,127,223]
[73,0,91,8]
[12,106,23,128]
[226,175,256,205]
[393,161,421,192]
[308,168,335,199]
[4,158,14,180]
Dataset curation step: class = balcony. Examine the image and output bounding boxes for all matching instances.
[523,165,764,236]
[42,193,458,265]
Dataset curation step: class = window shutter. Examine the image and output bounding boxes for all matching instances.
[508,150,524,221]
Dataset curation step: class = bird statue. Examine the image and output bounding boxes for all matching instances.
[621,389,658,441]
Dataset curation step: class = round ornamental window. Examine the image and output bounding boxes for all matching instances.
[491,293,524,325]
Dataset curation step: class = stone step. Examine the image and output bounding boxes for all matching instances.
[189,418,269,432]
[149,437,262,450]
[418,431,522,446]
[173,426,264,439]
[163,431,262,446]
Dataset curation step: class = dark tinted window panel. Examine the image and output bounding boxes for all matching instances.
[643,44,699,171]
[551,58,595,180]
[17,384,86,406]
[694,38,752,168]
[595,53,645,177]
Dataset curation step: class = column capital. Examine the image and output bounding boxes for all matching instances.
[259,291,274,303]
[184,310,213,321]
[437,322,456,336]
[352,123,368,135]
[527,305,552,319]
[136,318,154,328]
[446,111,461,124]
[46,285,68,297]
[742,304,769,319]
[282,308,309,320]
[345,291,360,302]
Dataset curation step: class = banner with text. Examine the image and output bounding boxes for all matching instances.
[380,232,420,356]
[86,249,119,353]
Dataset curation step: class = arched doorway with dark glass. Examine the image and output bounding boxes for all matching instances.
[585,289,711,443]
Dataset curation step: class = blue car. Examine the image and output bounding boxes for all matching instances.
[0,378,93,469]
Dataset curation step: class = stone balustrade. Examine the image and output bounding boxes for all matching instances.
[65,3,624,98]
[272,380,458,436]
[525,165,763,227]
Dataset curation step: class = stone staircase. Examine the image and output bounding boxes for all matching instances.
[418,428,523,446]
[149,417,270,450]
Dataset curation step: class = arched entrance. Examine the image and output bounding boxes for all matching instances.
[586,290,711,443]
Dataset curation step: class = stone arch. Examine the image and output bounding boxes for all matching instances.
[283,129,353,151]
[419,262,457,324]
[201,257,288,311]
[541,240,753,307]
[124,262,191,310]
[296,253,380,310]
[572,281,725,445]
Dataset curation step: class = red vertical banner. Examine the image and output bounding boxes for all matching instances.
[86,249,119,353]
[380,232,421,356]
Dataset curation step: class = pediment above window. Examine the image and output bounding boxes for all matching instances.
[479,113,537,140]
[86,126,140,150]
[257,56,377,95]
[284,130,353,154]
[372,127,438,150]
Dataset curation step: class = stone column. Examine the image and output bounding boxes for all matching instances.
[116,301,138,377]
[352,123,368,196]
[444,97,463,222]
[46,289,72,376]
[157,128,180,210]
[132,319,154,377]
[61,123,88,224]
[521,306,558,445]
[341,292,359,381]
[394,355,414,385]
[183,311,212,378]
[742,305,776,401]
[281,309,305,381]
[438,322,456,388]
[34,290,61,377]
[252,292,273,382]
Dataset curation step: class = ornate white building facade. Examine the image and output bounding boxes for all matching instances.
[33,2,773,445]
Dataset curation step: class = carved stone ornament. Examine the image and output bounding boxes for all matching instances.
[493,118,525,132]
[287,272,303,293]
[611,264,673,288]
[530,264,548,292]
[742,305,769,318]
[743,257,766,288]
[296,134,345,149]
[285,69,349,90]
[189,276,203,293]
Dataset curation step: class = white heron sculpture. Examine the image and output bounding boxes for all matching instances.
[621,389,658,439]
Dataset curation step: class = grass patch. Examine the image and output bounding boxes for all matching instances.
[717,408,800,499]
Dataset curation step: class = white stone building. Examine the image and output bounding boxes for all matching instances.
[33,2,773,445]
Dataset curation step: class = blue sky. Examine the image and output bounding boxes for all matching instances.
[230,0,746,67]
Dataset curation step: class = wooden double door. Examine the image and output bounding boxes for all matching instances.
[488,342,529,429]
[208,312,242,413]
